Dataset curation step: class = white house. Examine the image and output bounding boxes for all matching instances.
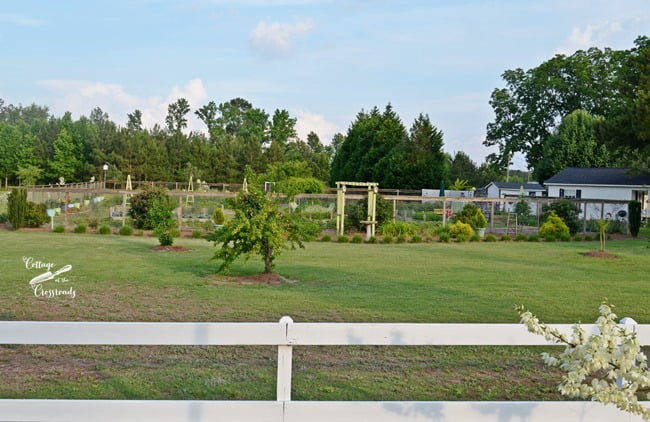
[544,167,650,219]
[484,182,546,213]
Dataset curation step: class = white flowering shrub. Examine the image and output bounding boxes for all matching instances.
[517,303,650,420]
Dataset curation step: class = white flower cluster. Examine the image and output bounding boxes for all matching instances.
[517,303,650,420]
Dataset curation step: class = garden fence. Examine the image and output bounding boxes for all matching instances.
[1,318,648,421]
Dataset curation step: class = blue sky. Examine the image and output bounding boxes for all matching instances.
[1,0,648,169]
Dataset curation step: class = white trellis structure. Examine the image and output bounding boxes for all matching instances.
[1,318,648,422]
[335,181,379,239]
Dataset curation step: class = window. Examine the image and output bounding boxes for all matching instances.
[560,189,581,199]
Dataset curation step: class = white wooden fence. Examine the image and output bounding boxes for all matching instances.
[1,318,648,422]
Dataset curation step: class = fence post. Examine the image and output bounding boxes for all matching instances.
[617,317,638,388]
[277,316,294,402]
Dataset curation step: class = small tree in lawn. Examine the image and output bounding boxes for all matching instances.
[597,219,609,253]
[212,189,306,274]
[149,199,175,246]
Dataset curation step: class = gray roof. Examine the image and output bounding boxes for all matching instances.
[490,182,545,191]
[544,167,650,186]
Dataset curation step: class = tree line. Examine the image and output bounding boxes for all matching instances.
[0,96,508,191]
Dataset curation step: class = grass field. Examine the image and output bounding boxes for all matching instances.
[0,230,648,400]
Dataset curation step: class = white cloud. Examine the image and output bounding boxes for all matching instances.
[552,15,650,56]
[294,110,338,143]
[249,18,314,59]
[38,79,208,132]
[555,21,621,55]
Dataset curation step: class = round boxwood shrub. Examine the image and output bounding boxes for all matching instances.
[449,221,474,238]
[542,199,580,235]
[98,224,111,235]
[119,225,134,236]
[367,236,377,244]
[191,229,203,239]
[500,234,512,242]
[439,233,450,243]
[320,234,332,242]
[53,225,65,233]
[539,211,570,239]
[469,234,480,242]
[584,234,594,241]
[527,234,540,242]
[456,234,468,242]
[484,234,497,242]
[559,233,571,242]
[515,234,527,241]
[396,235,407,244]
[573,234,583,241]
[410,235,422,243]
[382,235,393,244]
[351,234,363,244]
[74,224,87,234]
[337,235,349,243]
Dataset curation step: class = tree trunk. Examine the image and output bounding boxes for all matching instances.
[264,246,273,273]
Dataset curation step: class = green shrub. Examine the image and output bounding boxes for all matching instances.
[539,211,570,238]
[191,229,203,239]
[452,203,487,229]
[136,230,144,237]
[171,228,181,238]
[396,235,407,244]
[337,235,349,243]
[351,234,363,244]
[88,218,99,230]
[469,234,480,242]
[129,186,175,229]
[484,234,497,242]
[449,221,474,238]
[53,225,65,233]
[500,235,512,241]
[439,233,450,243]
[559,233,571,242]
[527,234,539,242]
[456,234,467,242]
[629,201,641,237]
[379,220,418,237]
[24,202,47,227]
[212,208,225,225]
[543,234,556,242]
[515,234,527,241]
[367,236,377,244]
[382,235,393,244]
[584,234,593,241]
[321,234,332,242]
[98,225,111,235]
[120,226,134,236]
[276,176,324,198]
[542,199,580,235]
[0,213,7,224]
[573,234,583,241]
[7,188,27,230]
[74,224,87,234]
[410,235,422,243]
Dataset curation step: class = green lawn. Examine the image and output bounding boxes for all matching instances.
[0,230,648,400]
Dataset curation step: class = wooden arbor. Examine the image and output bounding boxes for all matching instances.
[335,181,379,240]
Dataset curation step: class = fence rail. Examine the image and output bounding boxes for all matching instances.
[1,319,648,421]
